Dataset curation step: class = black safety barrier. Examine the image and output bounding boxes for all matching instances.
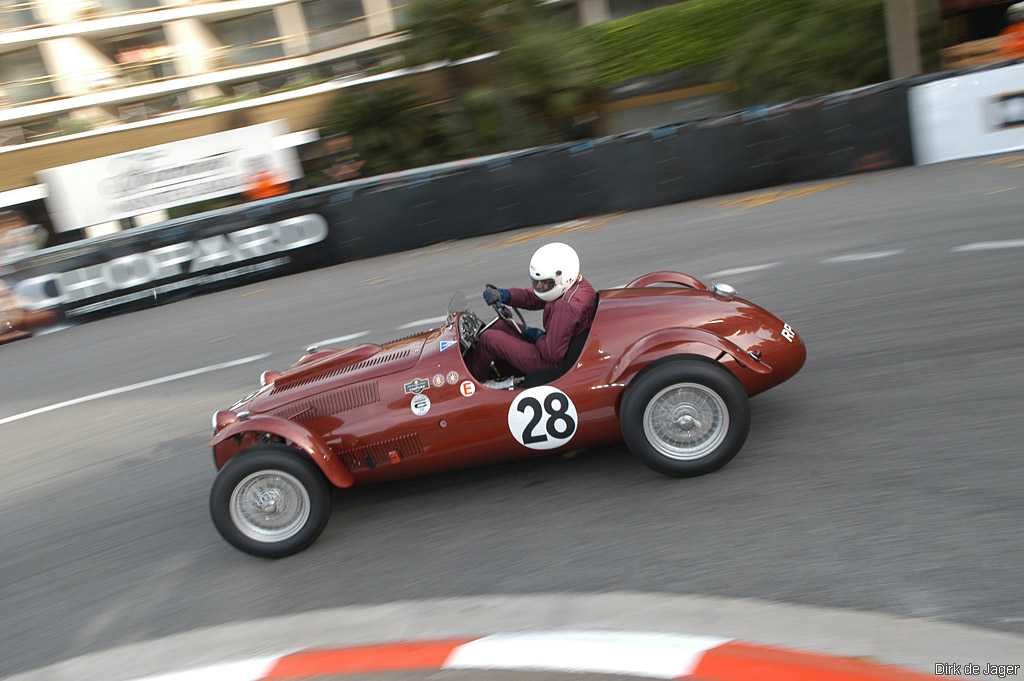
[1,75,921,319]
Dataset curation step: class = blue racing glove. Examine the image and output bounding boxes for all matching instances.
[521,326,545,342]
[483,287,510,305]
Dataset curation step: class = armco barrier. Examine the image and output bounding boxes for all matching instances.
[4,80,914,319]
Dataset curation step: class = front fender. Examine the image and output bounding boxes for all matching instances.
[208,414,355,488]
[608,327,771,384]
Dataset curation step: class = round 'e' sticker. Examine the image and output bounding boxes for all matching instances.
[411,393,431,416]
[507,386,578,450]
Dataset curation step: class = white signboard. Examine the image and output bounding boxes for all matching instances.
[38,120,302,232]
[910,63,1024,165]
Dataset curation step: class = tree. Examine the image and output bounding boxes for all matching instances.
[321,0,599,173]
[503,21,599,144]
[324,85,451,175]
[718,0,890,107]
[399,0,544,65]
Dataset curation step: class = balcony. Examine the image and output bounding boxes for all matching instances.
[0,0,292,53]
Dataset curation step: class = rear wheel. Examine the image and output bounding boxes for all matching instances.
[210,444,331,558]
[620,359,750,477]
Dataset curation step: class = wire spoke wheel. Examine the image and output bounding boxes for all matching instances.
[643,383,729,460]
[229,469,311,542]
[210,444,332,558]
[620,359,750,477]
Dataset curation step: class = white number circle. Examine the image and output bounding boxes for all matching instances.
[508,386,578,450]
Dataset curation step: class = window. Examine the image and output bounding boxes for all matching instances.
[609,0,683,21]
[0,0,41,30]
[210,11,286,66]
[95,28,177,84]
[0,47,55,104]
[302,0,369,52]
[96,0,161,16]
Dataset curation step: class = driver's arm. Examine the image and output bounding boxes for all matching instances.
[505,287,545,311]
[534,303,581,365]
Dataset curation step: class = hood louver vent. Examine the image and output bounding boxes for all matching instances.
[342,433,424,471]
[273,382,380,423]
[271,349,412,395]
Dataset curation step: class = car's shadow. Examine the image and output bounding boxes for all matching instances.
[329,443,648,511]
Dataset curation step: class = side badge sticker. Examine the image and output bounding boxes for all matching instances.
[440,340,457,352]
[404,378,429,394]
[508,386,578,450]
[432,374,445,388]
[460,380,476,397]
[411,393,431,416]
[447,371,459,385]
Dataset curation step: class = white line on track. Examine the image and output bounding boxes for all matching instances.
[823,249,904,263]
[396,316,448,330]
[952,239,1024,252]
[34,323,78,336]
[310,331,371,346]
[0,353,271,427]
[705,263,779,279]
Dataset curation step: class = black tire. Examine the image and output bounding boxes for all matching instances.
[620,359,750,477]
[209,444,332,558]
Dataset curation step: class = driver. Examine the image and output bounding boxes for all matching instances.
[467,242,597,381]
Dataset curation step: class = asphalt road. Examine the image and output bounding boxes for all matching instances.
[1,156,1023,677]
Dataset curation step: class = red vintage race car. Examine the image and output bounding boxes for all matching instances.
[0,294,57,345]
[208,271,806,557]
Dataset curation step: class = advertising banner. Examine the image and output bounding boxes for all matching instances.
[7,204,334,318]
[38,120,303,232]
[909,63,1024,164]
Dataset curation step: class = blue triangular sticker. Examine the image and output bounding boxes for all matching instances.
[440,340,456,351]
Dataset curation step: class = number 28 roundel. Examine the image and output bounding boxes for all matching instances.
[507,386,579,450]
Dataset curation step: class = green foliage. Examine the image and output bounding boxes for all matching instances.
[582,0,777,86]
[718,0,889,106]
[324,85,453,175]
[320,0,892,173]
[580,0,888,102]
[399,0,544,65]
[504,20,600,142]
[321,0,600,173]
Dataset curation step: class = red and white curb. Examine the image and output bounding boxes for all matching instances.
[135,631,939,680]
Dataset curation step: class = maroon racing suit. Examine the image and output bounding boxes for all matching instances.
[467,277,597,380]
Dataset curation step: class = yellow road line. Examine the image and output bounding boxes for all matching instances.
[361,276,393,286]
[984,155,1024,164]
[985,187,1017,195]
[464,260,488,268]
[713,181,849,209]
[494,212,626,247]
[240,289,265,297]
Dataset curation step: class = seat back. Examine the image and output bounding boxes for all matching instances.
[521,327,591,388]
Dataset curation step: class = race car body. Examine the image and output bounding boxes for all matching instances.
[208,271,805,557]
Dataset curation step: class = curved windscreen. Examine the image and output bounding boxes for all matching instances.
[447,290,467,322]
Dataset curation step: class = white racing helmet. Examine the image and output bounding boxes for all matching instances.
[529,242,581,302]
[1011,1,1024,23]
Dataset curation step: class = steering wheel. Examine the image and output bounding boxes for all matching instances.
[485,283,526,334]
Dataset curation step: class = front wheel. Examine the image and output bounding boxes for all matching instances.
[210,444,332,558]
[620,359,750,477]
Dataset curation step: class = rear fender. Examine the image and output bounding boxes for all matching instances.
[625,271,708,290]
[608,327,771,385]
[208,414,354,488]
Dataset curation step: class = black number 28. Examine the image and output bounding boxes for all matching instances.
[517,393,576,444]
